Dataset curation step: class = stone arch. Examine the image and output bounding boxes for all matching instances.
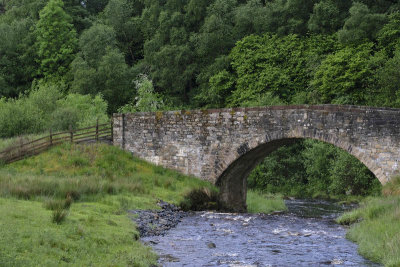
[216,134,380,212]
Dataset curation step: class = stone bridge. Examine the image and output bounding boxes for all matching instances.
[113,105,400,212]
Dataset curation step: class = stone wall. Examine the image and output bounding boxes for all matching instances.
[113,105,400,211]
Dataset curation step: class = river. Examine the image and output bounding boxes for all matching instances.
[142,199,380,266]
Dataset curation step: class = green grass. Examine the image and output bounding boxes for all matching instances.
[0,143,215,266]
[0,143,213,205]
[0,197,156,266]
[246,190,287,213]
[336,178,400,267]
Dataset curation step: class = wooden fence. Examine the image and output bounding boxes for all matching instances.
[0,121,113,164]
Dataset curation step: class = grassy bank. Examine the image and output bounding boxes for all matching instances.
[0,143,214,266]
[246,190,287,213]
[0,142,286,266]
[337,177,400,267]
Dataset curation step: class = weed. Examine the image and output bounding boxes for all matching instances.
[382,176,400,196]
[52,208,68,224]
[154,165,166,175]
[44,197,72,211]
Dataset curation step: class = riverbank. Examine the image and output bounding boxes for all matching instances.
[0,143,287,266]
[337,177,400,266]
[0,143,213,266]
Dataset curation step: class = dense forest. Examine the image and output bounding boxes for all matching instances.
[1,0,398,197]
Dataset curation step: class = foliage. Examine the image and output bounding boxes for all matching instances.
[56,93,108,129]
[70,45,135,113]
[310,43,375,105]
[118,75,164,113]
[227,34,309,106]
[248,139,381,199]
[247,141,308,197]
[329,149,382,196]
[0,83,108,137]
[0,18,37,98]
[337,2,387,45]
[35,0,78,80]
[180,187,219,211]
[308,0,350,34]
[0,0,399,111]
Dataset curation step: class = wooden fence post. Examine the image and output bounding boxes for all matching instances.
[96,118,99,142]
[49,128,53,146]
[19,137,23,159]
[69,125,73,143]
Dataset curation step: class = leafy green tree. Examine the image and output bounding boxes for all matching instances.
[118,75,164,113]
[263,0,315,36]
[233,0,267,36]
[377,12,400,57]
[82,0,109,15]
[329,149,379,195]
[79,23,117,67]
[370,48,400,107]
[0,0,46,22]
[0,19,37,97]
[71,47,134,113]
[62,0,92,33]
[308,0,350,34]
[35,0,78,80]
[247,141,307,197]
[184,0,213,32]
[193,0,237,60]
[302,140,336,195]
[197,69,235,108]
[227,34,309,106]
[54,93,108,129]
[102,0,143,64]
[310,43,375,105]
[338,2,387,44]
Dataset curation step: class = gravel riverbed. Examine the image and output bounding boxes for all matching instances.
[129,201,188,237]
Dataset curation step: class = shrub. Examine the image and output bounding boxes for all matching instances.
[49,107,79,131]
[180,187,218,211]
[0,82,109,138]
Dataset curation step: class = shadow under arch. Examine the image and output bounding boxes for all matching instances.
[216,137,380,213]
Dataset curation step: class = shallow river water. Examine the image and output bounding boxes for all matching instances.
[142,200,380,267]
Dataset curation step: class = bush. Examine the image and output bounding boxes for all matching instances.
[49,107,79,131]
[180,187,219,211]
[57,93,108,129]
[0,82,109,138]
